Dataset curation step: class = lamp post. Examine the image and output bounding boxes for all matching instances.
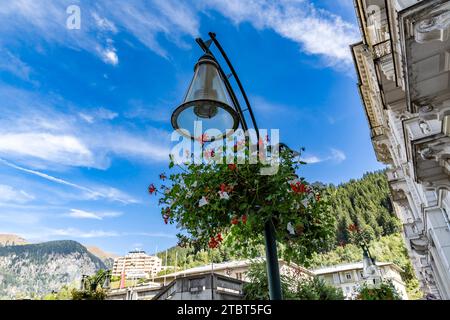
[170,32,284,300]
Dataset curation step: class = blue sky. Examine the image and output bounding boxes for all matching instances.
[0,0,383,255]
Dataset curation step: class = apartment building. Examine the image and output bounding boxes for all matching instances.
[112,250,162,279]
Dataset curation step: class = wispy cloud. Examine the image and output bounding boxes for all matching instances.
[330,148,346,162]
[0,1,356,70]
[66,208,122,220]
[201,0,359,68]
[0,1,200,63]
[0,133,95,168]
[301,148,346,164]
[0,184,35,204]
[0,49,33,82]
[127,232,177,239]
[0,228,178,242]
[46,228,120,239]
[79,107,118,124]
[0,159,139,204]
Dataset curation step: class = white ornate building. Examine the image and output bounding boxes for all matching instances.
[351,0,450,299]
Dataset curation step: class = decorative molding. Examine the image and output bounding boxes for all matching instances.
[415,10,450,43]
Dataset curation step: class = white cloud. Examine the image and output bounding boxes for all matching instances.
[67,209,122,220]
[330,148,346,162]
[0,86,171,168]
[0,1,200,62]
[102,130,171,162]
[79,107,118,124]
[101,48,119,65]
[301,148,346,164]
[0,159,139,204]
[202,0,359,68]
[92,12,118,33]
[0,0,357,70]
[0,133,95,168]
[301,155,323,164]
[0,184,34,204]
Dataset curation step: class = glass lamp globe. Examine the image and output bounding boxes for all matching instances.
[171,54,239,141]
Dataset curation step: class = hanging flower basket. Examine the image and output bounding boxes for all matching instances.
[149,143,335,263]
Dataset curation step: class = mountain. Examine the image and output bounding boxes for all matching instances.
[0,234,27,246]
[0,240,106,299]
[85,245,118,268]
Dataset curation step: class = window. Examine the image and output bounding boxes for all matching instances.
[345,272,352,280]
[360,271,364,278]
[333,273,340,284]
[236,272,243,280]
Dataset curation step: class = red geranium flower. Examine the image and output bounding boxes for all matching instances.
[220,183,233,193]
[290,182,307,194]
[231,217,239,225]
[208,237,219,249]
[228,164,237,171]
[241,215,247,224]
[148,184,157,195]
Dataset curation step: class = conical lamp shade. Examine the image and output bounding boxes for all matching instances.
[171,54,239,141]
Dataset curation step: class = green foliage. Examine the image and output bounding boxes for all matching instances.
[43,285,74,300]
[324,171,400,245]
[71,288,107,300]
[356,280,402,300]
[71,269,110,300]
[295,277,345,300]
[153,147,336,264]
[243,262,344,300]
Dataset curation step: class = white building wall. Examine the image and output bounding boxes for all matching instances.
[352,0,450,299]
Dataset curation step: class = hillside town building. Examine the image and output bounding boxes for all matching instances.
[107,259,405,300]
[314,261,408,299]
[111,250,162,279]
[351,0,450,298]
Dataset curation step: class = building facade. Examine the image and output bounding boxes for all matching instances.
[351,0,450,298]
[111,250,162,279]
[314,262,408,299]
[152,259,314,285]
[107,259,313,300]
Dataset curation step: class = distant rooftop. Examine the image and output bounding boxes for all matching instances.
[154,259,313,280]
[313,261,402,275]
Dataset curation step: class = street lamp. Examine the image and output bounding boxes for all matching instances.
[171,32,283,300]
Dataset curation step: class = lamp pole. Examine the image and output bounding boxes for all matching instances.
[194,32,283,300]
